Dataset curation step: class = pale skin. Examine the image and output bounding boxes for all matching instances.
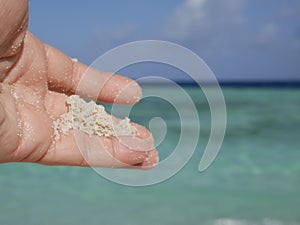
[0,0,158,168]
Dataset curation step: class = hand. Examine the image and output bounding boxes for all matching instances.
[0,0,158,169]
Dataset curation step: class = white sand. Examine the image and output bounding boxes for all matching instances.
[71,58,78,62]
[53,95,136,140]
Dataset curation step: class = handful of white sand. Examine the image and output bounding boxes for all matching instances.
[53,95,137,140]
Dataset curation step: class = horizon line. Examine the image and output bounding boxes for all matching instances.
[138,80,300,88]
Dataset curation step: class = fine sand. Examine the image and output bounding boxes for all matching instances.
[53,95,136,140]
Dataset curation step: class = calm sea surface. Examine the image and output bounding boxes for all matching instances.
[0,87,300,225]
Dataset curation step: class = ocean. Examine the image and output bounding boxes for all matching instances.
[0,86,300,225]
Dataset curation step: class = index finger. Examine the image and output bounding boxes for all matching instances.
[43,41,142,104]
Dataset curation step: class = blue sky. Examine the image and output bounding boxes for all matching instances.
[29,0,300,81]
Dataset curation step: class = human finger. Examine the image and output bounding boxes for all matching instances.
[43,43,142,105]
[42,92,157,168]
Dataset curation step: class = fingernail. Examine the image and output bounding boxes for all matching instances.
[115,81,142,104]
[140,150,159,170]
[117,136,154,152]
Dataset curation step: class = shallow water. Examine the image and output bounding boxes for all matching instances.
[1,87,300,225]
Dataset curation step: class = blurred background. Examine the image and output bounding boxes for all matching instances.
[28,0,300,82]
[1,1,300,225]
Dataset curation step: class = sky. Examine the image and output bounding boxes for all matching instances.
[28,0,300,81]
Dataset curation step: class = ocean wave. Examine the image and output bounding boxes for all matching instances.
[209,218,300,225]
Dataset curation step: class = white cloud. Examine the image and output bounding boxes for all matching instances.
[256,23,279,45]
[186,0,206,8]
[160,0,300,80]
[164,0,245,40]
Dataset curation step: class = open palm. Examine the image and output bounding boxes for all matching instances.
[0,0,157,169]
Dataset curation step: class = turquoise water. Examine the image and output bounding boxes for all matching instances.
[1,87,300,225]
